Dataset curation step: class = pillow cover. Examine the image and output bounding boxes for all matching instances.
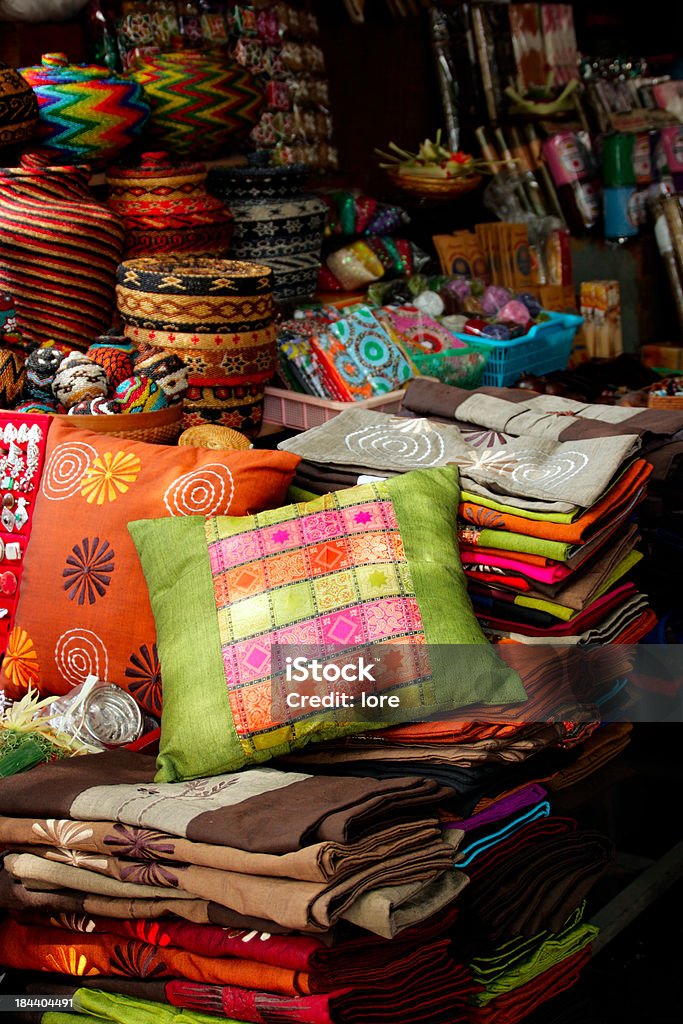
[0,419,300,715]
[130,466,526,782]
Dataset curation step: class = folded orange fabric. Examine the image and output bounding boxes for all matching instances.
[0,918,311,995]
[460,460,652,544]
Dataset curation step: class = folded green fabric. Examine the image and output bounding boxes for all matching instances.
[61,989,239,1024]
[459,523,575,562]
[470,909,598,1005]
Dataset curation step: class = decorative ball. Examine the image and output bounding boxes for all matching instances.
[52,352,109,409]
[114,374,168,413]
[496,300,532,327]
[0,349,26,408]
[85,345,135,389]
[481,285,512,316]
[134,351,188,404]
[13,399,57,414]
[68,396,123,415]
[413,290,445,318]
[482,323,512,341]
[91,335,137,358]
[24,347,66,400]
[516,292,543,319]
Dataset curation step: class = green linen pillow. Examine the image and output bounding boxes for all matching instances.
[130,466,526,781]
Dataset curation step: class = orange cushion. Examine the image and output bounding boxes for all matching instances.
[1,420,299,716]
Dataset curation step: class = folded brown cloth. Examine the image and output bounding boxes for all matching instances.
[400,379,683,444]
[0,817,441,884]
[0,751,452,853]
[545,723,633,792]
[0,869,292,933]
[4,839,456,931]
[464,817,613,942]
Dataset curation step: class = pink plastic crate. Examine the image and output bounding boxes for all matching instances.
[262,386,405,430]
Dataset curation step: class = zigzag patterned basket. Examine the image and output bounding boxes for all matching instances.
[129,52,264,159]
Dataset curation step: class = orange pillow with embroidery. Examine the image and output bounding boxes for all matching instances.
[1,420,300,716]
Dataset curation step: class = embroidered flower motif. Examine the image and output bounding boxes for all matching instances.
[354,510,373,524]
[461,428,510,449]
[63,537,115,606]
[46,947,98,976]
[80,451,141,505]
[3,626,39,692]
[31,820,94,848]
[104,823,175,861]
[118,860,179,888]
[110,941,167,979]
[450,449,519,475]
[44,847,109,871]
[466,506,506,530]
[49,913,96,933]
[124,643,161,715]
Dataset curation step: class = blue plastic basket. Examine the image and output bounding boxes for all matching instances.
[454,311,583,388]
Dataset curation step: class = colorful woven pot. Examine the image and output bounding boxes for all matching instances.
[19,53,150,166]
[183,377,266,437]
[128,51,264,159]
[0,62,39,148]
[0,347,26,407]
[116,257,275,335]
[207,163,327,301]
[0,158,125,349]
[106,151,234,259]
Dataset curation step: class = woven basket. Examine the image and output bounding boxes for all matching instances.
[57,403,183,444]
[387,168,482,200]
[648,394,683,409]
[178,425,253,450]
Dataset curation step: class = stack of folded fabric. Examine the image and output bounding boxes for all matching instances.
[0,750,478,1024]
[278,405,657,645]
[400,377,683,621]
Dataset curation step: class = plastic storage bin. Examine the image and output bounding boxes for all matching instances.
[262,386,405,430]
[455,311,583,388]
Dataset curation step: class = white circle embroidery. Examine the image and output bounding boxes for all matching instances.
[163,464,235,517]
[42,442,97,501]
[54,629,109,688]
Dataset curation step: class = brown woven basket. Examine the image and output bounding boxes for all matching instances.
[178,425,253,451]
[647,394,683,410]
[387,167,482,200]
[56,404,183,444]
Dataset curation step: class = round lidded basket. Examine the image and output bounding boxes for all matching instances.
[105,151,234,259]
[127,50,264,159]
[19,52,149,165]
[116,256,275,339]
[0,61,39,148]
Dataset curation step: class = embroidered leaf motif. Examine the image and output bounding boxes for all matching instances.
[124,643,161,716]
[43,847,109,871]
[46,947,98,976]
[31,820,94,848]
[104,823,175,861]
[49,913,96,933]
[118,860,179,888]
[465,506,505,530]
[2,626,39,691]
[110,941,167,979]
[462,428,510,449]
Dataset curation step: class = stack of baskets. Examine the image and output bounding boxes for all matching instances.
[115,257,277,436]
